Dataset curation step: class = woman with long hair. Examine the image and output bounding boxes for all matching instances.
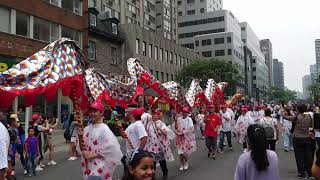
[234,124,280,180]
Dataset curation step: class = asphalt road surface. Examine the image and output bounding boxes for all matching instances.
[15,135,298,180]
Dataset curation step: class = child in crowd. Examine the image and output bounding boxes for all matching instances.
[122,150,155,180]
[24,127,39,177]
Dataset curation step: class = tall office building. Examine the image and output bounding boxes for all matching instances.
[177,0,223,14]
[316,39,320,77]
[302,75,311,99]
[177,9,245,92]
[241,22,269,100]
[310,64,317,83]
[88,0,177,42]
[273,59,284,89]
[260,39,273,87]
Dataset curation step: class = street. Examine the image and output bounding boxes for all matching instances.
[15,135,298,180]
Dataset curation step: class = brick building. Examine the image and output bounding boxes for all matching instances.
[0,0,88,72]
[0,0,88,122]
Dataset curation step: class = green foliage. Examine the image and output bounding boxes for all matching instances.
[175,58,243,95]
[308,82,320,102]
[269,87,297,103]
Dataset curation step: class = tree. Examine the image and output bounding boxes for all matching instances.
[308,82,320,103]
[176,59,244,96]
[269,87,297,103]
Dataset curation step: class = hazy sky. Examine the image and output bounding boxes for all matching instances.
[223,0,320,92]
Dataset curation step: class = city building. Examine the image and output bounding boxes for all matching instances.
[88,7,126,75]
[0,0,88,122]
[310,64,317,83]
[302,74,311,99]
[316,39,320,76]
[177,0,223,15]
[273,59,284,89]
[177,9,246,92]
[120,23,202,83]
[88,0,177,42]
[240,22,269,101]
[260,39,273,87]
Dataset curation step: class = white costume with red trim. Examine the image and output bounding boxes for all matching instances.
[81,123,122,180]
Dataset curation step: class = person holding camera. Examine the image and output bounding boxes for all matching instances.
[282,103,313,179]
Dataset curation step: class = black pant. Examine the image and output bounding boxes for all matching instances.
[219,131,232,150]
[266,140,276,151]
[205,137,217,153]
[154,160,168,174]
[293,137,312,176]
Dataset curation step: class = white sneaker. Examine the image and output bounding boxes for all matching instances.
[36,166,43,171]
[39,163,46,168]
[68,156,77,161]
[179,165,184,171]
[24,169,27,175]
[183,162,189,170]
[48,160,57,165]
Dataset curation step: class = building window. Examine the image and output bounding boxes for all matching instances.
[155,46,158,60]
[150,69,153,75]
[16,12,30,37]
[142,42,147,56]
[92,0,97,7]
[89,13,96,27]
[45,0,59,6]
[214,38,225,44]
[195,40,199,46]
[165,50,168,62]
[171,74,174,81]
[34,17,50,42]
[156,71,159,79]
[228,49,232,55]
[169,52,173,64]
[62,0,82,15]
[227,37,232,43]
[175,54,177,65]
[200,8,204,13]
[166,73,169,82]
[178,1,182,5]
[111,23,118,34]
[202,51,212,57]
[0,7,10,33]
[160,48,163,61]
[61,26,81,44]
[111,47,118,64]
[178,11,182,16]
[179,55,182,66]
[241,27,246,31]
[215,50,225,56]
[187,10,195,15]
[201,39,211,46]
[88,41,96,60]
[187,0,195,3]
[136,39,139,54]
[161,72,164,82]
[148,44,152,58]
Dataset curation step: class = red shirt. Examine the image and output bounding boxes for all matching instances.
[204,114,222,137]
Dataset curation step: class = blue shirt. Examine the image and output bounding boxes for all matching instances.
[25,136,38,156]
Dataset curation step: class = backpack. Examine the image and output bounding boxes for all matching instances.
[262,118,276,140]
[8,128,17,144]
[64,126,75,141]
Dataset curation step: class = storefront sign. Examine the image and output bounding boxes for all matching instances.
[0,56,19,72]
